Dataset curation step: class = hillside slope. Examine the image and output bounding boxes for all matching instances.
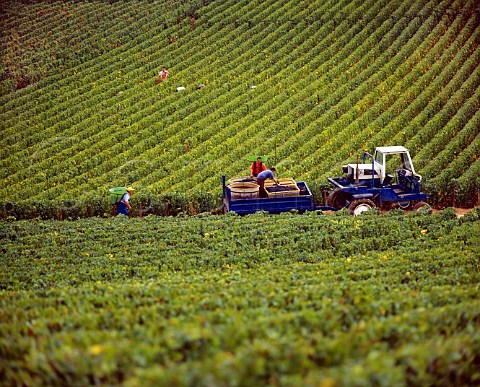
[2,210,480,385]
[1,0,479,215]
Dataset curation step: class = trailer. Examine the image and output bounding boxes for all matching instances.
[222,176,334,215]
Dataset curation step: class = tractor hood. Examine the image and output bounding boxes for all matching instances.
[345,163,381,180]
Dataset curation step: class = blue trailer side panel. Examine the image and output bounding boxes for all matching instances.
[224,181,316,214]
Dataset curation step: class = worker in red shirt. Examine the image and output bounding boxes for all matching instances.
[250,156,267,177]
[158,67,170,83]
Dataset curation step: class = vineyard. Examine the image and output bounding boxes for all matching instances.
[1,1,480,382]
[1,209,480,385]
[1,0,479,218]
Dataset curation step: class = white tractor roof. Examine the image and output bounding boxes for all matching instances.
[375,146,409,154]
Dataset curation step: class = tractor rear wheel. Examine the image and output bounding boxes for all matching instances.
[413,201,432,214]
[348,199,376,216]
[327,189,349,209]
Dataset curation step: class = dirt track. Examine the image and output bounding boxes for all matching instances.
[431,207,476,217]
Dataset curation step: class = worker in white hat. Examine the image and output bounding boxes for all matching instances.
[117,186,135,216]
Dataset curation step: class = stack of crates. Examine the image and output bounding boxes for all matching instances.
[265,178,300,198]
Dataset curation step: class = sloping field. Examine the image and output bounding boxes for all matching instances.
[1,0,479,218]
[1,209,480,385]
[1,2,480,384]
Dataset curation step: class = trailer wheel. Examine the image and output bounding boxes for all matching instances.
[327,189,349,209]
[348,199,376,216]
[397,200,411,209]
[413,201,432,214]
[219,202,227,215]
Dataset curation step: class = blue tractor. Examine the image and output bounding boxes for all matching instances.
[327,146,431,215]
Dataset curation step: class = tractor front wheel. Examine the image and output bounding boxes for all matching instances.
[348,199,376,216]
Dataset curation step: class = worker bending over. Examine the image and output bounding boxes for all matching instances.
[256,168,279,198]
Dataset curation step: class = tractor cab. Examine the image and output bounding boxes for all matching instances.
[372,146,426,197]
[373,146,422,188]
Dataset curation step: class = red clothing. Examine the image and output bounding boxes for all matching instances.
[251,161,266,177]
[158,69,170,83]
